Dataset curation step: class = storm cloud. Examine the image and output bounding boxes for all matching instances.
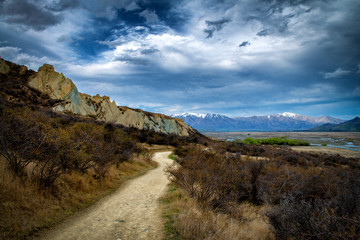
[204,18,231,38]
[239,41,250,47]
[0,0,359,119]
[0,0,62,30]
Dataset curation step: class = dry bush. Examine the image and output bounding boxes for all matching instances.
[0,152,156,240]
[0,100,161,239]
[161,185,274,240]
[166,145,265,211]
[169,144,360,240]
[266,196,360,240]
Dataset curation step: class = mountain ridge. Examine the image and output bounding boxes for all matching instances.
[1,59,198,137]
[172,112,345,131]
[308,117,360,132]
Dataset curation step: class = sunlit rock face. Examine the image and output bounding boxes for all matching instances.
[28,64,196,136]
[29,64,96,116]
[0,59,11,74]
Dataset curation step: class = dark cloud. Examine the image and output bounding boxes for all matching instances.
[1,0,359,118]
[140,48,159,55]
[45,0,80,12]
[204,18,230,38]
[239,41,250,47]
[257,29,269,37]
[206,19,231,31]
[204,29,215,38]
[113,56,149,65]
[242,1,307,36]
[0,0,62,31]
[0,27,61,59]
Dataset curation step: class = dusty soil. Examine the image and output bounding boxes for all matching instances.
[40,151,172,240]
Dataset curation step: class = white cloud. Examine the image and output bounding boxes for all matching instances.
[67,61,134,77]
[323,68,351,79]
[0,46,56,70]
[0,46,21,57]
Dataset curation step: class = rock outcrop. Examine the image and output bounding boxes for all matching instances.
[29,64,97,116]
[28,64,196,136]
[0,58,11,74]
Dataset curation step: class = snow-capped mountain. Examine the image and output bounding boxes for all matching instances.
[172,112,344,131]
[270,112,299,118]
[266,112,343,124]
[172,113,229,119]
[172,113,235,130]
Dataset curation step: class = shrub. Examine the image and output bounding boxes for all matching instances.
[169,143,360,240]
[242,137,310,146]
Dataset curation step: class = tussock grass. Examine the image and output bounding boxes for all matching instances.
[168,154,176,161]
[0,154,156,240]
[143,144,176,153]
[161,184,274,240]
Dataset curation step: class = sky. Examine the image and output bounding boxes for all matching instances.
[0,0,360,119]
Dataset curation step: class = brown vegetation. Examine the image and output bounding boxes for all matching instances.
[161,184,274,240]
[166,142,360,240]
[0,94,160,239]
[0,60,206,239]
[0,151,155,239]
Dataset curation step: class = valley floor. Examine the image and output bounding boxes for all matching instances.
[290,146,360,158]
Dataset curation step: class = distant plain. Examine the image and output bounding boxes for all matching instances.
[204,132,360,158]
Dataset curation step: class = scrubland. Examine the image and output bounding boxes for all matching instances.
[0,103,158,239]
[164,142,360,240]
[0,59,205,239]
[0,102,200,239]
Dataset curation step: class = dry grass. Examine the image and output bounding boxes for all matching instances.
[161,184,274,240]
[0,154,157,240]
[143,144,176,153]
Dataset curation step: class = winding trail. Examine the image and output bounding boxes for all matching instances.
[41,151,172,240]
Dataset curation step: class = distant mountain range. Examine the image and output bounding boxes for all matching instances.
[309,117,360,132]
[171,112,345,131]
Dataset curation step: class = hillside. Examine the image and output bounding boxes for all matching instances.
[309,117,360,132]
[172,112,344,131]
[1,59,198,137]
[0,58,206,239]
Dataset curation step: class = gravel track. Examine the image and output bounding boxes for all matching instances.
[41,151,172,240]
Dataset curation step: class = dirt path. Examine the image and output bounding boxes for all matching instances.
[41,151,172,240]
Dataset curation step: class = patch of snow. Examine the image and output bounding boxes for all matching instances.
[172,112,207,118]
[172,113,228,119]
[273,112,298,118]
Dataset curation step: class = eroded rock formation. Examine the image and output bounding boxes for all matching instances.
[27,63,196,136]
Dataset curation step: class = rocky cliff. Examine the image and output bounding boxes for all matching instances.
[18,62,196,136]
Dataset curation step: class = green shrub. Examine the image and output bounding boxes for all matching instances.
[241,137,309,146]
[243,137,259,145]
